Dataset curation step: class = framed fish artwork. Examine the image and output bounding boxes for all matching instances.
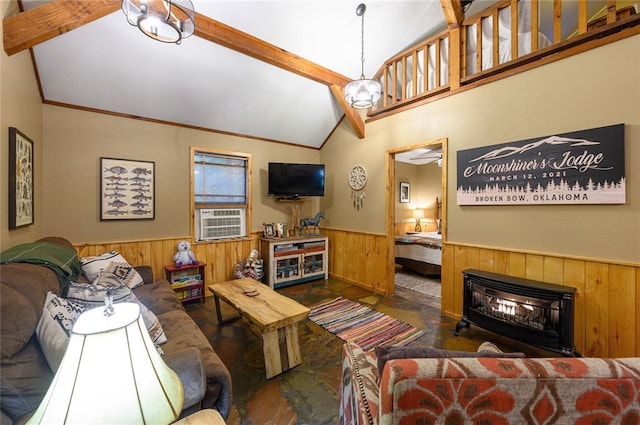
[100,157,155,220]
[8,127,34,229]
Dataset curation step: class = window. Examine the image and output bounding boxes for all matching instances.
[191,148,251,241]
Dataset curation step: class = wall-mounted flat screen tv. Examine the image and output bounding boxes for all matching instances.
[268,162,325,198]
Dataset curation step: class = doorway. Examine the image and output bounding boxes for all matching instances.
[385,138,448,301]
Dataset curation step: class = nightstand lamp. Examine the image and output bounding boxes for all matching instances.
[413,209,425,232]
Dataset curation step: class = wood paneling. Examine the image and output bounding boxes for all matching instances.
[74,232,639,358]
[442,242,640,358]
[74,233,261,296]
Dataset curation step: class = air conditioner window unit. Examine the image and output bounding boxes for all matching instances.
[197,208,246,241]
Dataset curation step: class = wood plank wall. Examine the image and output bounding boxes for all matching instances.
[441,242,640,358]
[74,231,639,358]
[74,234,261,296]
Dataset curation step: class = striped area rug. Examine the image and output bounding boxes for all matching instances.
[308,297,424,351]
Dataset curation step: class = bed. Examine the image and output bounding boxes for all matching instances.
[395,231,442,276]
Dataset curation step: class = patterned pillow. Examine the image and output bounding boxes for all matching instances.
[36,291,85,371]
[66,271,167,345]
[80,251,144,289]
[374,344,525,374]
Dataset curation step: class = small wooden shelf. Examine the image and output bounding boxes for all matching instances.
[165,262,206,304]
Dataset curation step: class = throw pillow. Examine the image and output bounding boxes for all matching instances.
[66,271,167,345]
[375,344,525,374]
[80,251,144,289]
[36,291,85,372]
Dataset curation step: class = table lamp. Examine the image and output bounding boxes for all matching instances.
[27,302,184,424]
[413,209,425,232]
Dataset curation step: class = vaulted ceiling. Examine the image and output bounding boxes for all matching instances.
[4,0,493,149]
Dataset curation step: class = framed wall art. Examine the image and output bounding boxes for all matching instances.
[399,182,411,203]
[8,127,34,229]
[100,157,155,220]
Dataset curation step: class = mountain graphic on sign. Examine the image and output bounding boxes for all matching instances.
[469,136,599,162]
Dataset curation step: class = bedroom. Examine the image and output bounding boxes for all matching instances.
[393,144,443,301]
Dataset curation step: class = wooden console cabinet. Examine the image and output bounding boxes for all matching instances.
[260,236,328,289]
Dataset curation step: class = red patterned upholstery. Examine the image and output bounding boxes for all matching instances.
[340,342,640,425]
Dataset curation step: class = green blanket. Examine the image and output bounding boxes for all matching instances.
[0,242,82,291]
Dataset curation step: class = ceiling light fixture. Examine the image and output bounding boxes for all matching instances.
[344,3,381,109]
[122,0,195,44]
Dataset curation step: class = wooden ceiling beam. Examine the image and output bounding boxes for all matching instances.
[3,1,365,138]
[3,0,120,56]
[440,0,465,27]
[330,85,365,139]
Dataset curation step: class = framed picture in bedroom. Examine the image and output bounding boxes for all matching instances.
[100,157,155,220]
[399,182,410,203]
[8,127,34,229]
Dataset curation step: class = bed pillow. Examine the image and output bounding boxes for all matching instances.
[66,271,167,345]
[35,291,85,372]
[80,250,143,289]
[375,343,525,374]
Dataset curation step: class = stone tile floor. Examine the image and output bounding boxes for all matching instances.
[185,277,547,425]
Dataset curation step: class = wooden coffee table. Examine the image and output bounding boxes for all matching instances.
[209,278,310,379]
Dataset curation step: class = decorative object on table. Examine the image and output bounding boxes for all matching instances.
[300,212,325,234]
[399,182,410,203]
[100,157,155,220]
[348,165,367,210]
[413,208,424,232]
[8,127,34,229]
[173,240,198,267]
[262,222,275,238]
[275,222,289,238]
[27,302,183,424]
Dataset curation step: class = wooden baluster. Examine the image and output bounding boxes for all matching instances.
[553,0,562,43]
[531,0,539,50]
[422,46,428,91]
[401,55,407,101]
[606,0,616,24]
[510,0,518,60]
[578,0,587,35]
[435,39,442,88]
[382,65,389,108]
[392,60,398,103]
[411,50,418,97]
[492,13,499,67]
[475,18,482,73]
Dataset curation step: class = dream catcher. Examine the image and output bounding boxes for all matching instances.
[348,165,368,210]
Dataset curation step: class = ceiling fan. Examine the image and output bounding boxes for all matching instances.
[410,150,443,166]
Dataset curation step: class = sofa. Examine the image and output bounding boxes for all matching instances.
[0,237,232,424]
[340,342,640,425]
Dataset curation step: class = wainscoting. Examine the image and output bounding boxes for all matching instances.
[74,231,639,358]
[74,234,261,296]
[442,242,640,358]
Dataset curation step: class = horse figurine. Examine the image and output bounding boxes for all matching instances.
[300,212,325,234]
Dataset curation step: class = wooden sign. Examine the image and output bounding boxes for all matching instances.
[456,124,625,205]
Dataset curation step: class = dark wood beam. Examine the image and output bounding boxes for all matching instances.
[3,0,120,56]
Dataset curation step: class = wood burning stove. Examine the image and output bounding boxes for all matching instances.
[455,269,577,356]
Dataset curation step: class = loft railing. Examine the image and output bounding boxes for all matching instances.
[371,0,639,115]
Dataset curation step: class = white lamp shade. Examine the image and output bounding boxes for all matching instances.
[27,303,183,425]
[344,78,382,109]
